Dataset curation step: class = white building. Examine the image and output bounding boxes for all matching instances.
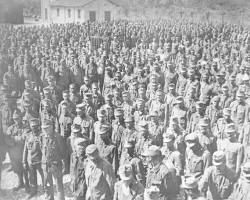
[41,0,125,23]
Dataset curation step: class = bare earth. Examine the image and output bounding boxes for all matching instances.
[0,157,73,200]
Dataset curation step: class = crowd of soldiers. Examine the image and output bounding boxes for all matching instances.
[0,19,250,200]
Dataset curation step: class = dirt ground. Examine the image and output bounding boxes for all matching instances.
[0,157,73,200]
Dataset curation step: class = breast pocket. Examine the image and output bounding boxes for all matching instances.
[192,159,203,173]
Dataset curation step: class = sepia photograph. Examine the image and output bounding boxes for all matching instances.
[0,0,250,199]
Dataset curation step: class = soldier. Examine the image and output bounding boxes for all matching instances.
[171,96,188,124]
[58,90,75,118]
[194,119,217,154]
[22,118,44,198]
[85,144,116,200]
[111,108,125,158]
[228,162,250,200]
[149,89,166,124]
[80,76,92,99]
[80,106,94,143]
[161,134,183,186]
[134,99,148,130]
[57,102,73,174]
[121,91,134,119]
[69,83,81,105]
[70,137,89,200]
[101,94,115,123]
[134,121,151,158]
[91,82,104,111]
[165,118,186,155]
[200,151,237,200]
[5,109,29,192]
[119,138,145,185]
[144,145,179,200]
[114,164,144,200]
[181,177,206,200]
[96,124,118,173]
[176,66,188,96]
[81,93,95,119]
[188,101,206,134]
[185,133,211,179]
[205,96,222,130]
[218,125,244,177]
[148,111,164,146]
[230,90,250,135]
[73,104,85,127]
[219,85,234,109]
[41,121,66,200]
[214,108,234,140]
[93,109,111,145]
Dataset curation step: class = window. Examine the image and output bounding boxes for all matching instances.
[45,8,48,20]
[68,9,71,18]
[57,8,60,17]
[78,9,81,19]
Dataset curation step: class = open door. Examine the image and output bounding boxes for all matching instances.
[104,11,111,22]
[89,11,96,22]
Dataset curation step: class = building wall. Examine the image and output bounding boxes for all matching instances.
[42,0,124,23]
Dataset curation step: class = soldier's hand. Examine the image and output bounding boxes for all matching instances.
[23,163,27,170]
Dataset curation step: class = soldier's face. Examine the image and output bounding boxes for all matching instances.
[97,115,105,122]
[125,122,133,129]
[63,93,69,100]
[31,126,40,135]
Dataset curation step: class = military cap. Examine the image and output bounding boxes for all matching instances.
[29,118,40,127]
[23,99,32,107]
[97,109,106,117]
[149,111,158,117]
[124,116,134,123]
[41,120,53,129]
[99,124,111,135]
[61,102,68,108]
[138,84,146,90]
[86,144,99,156]
[124,139,136,148]
[43,87,51,95]
[62,90,69,94]
[13,109,23,119]
[180,67,187,72]
[138,121,148,130]
[24,80,31,87]
[122,91,129,96]
[114,108,123,116]
[76,104,84,112]
[199,118,209,127]
[242,162,250,178]
[85,93,92,98]
[225,124,235,134]
[163,134,175,143]
[169,117,178,125]
[229,74,236,80]
[243,74,250,81]
[213,151,226,166]
[118,164,133,180]
[74,137,89,147]
[223,108,231,116]
[222,84,229,90]
[105,66,112,71]
[181,177,198,189]
[211,96,220,102]
[47,75,55,82]
[143,145,162,157]
[72,126,81,133]
[169,83,175,89]
[196,101,204,108]
[236,90,245,98]
[105,93,113,100]
[185,133,198,146]
[174,96,183,104]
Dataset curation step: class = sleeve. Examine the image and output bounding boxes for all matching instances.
[105,163,116,198]
[22,141,28,164]
[199,167,211,194]
[236,145,244,176]
[203,151,212,172]
[113,182,119,200]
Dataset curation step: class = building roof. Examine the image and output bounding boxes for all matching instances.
[50,0,123,7]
